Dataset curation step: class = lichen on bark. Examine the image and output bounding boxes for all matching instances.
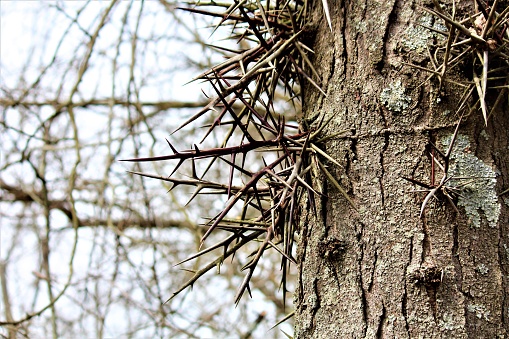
[441,134,501,228]
[380,80,412,112]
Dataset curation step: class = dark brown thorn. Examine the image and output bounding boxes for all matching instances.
[166,231,262,304]
[207,72,256,143]
[251,186,265,217]
[228,153,236,199]
[185,185,204,206]
[232,88,278,136]
[190,157,198,179]
[172,101,215,135]
[428,141,446,160]
[269,311,295,330]
[174,235,236,267]
[122,139,279,163]
[165,138,178,154]
[475,0,489,19]
[219,156,253,176]
[200,156,217,180]
[217,225,267,232]
[401,176,434,189]
[200,154,287,244]
[207,2,237,38]
[317,159,357,210]
[238,5,269,50]
[204,43,244,55]
[289,55,327,97]
[199,100,232,143]
[444,112,464,161]
[268,241,297,265]
[235,232,272,304]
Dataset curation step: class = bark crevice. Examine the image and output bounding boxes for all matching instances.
[359,238,369,337]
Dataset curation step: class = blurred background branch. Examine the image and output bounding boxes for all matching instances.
[0,1,295,338]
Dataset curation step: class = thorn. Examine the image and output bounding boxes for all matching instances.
[401,176,434,189]
[169,159,185,177]
[322,0,333,32]
[165,138,178,154]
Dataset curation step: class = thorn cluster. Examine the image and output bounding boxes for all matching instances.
[404,0,508,217]
[410,0,508,125]
[123,1,352,305]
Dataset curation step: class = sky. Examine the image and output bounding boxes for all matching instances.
[0,1,294,337]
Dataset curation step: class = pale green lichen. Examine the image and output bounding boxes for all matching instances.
[480,129,489,140]
[439,312,462,331]
[380,80,412,112]
[355,20,367,34]
[467,304,490,321]
[476,264,489,275]
[441,134,500,228]
[400,14,446,53]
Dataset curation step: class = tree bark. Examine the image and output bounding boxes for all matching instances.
[294,0,508,337]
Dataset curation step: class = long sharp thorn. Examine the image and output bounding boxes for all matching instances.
[310,114,335,140]
[219,156,252,176]
[256,0,272,37]
[430,152,446,173]
[170,159,185,177]
[165,138,178,154]
[191,157,198,179]
[200,155,286,244]
[474,0,489,19]
[270,311,295,330]
[445,113,464,160]
[268,241,297,265]
[322,0,333,32]
[429,141,446,159]
[166,231,261,303]
[499,187,509,196]
[172,102,216,135]
[481,0,499,39]
[401,176,434,189]
[238,5,269,50]
[228,153,236,199]
[206,73,256,143]
[128,170,187,185]
[482,49,489,124]
[185,185,204,206]
[296,175,323,196]
[311,143,343,168]
[420,188,438,217]
[200,156,217,180]
[317,159,357,210]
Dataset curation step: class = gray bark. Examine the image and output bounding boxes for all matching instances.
[294,0,509,337]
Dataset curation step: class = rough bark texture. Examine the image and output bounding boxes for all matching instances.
[294,0,509,338]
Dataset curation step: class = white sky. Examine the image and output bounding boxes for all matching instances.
[0,1,294,338]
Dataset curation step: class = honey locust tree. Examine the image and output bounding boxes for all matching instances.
[294,0,509,337]
[122,0,509,338]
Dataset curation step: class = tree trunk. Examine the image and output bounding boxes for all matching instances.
[294,0,508,337]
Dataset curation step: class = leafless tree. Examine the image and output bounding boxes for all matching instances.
[0,1,293,338]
